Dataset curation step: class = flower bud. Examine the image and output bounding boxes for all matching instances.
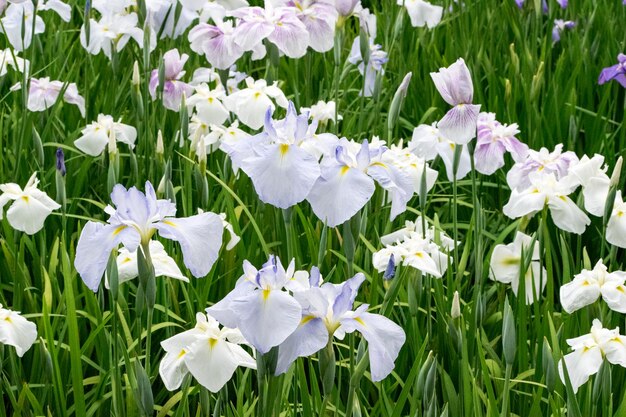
[388,72,412,135]
[156,130,164,156]
[132,60,140,87]
[451,291,461,319]
[610,156,622,188]
[502,298,516,366]
[55,148,66,176]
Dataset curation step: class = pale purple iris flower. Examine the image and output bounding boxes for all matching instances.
[225,103,326,209]
[430,58,481,144]
[474,113,528,175]
[231,6,310,59]
[334,0,361,17]
[557,0,568,8]
[75,181,224,292]
[288,0,338,52]
[11,77,86,117]
[149,49,194,111]
[207,256,303,354]
[552,19,575,43]
[506,144,579,191]
[348,39,388,97]
[189,19,245,70]
[275,271,406,382]
[347,12,388,97]
[598,54,626,88]
[307,139,413,227]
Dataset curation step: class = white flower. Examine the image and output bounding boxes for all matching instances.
[0,2,45,51]
[0,49,29,76]
[80,11,144,60]
[0,173,61,235]
[186,83,230,126]
[159,313,256,392]
[503,172,590,235]
[301,100,341,125]
[559,320,626,393]
[74,114,137,156]
[108,240,188,288]
[409,122,472,181]
[560,260,626,314]
[606,190,626,248]
[373,218,452,278]
[562,154,610,217]
[0,303,37,357]
[11,77,86,117]
[489,231,546,304]
[397,0,443,28]
[222,77,288,129]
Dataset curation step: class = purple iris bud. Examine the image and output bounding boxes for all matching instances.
[515,0,524,8]
[557,0,568,8]
[56,148,66,176]
[598,54,626,88]
[383,254,396,280]
[552,19,575,43]
[542,0,548,13]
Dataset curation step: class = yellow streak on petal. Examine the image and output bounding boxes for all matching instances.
[279,144,290,156]
[209,338,218,348]
[177,349,187,358]
[21,196,29,202]
[300,315,316,325]
[355,317,366,327]
[370,162,387,168]
[162,220,177,227]
[340,166,350,176]
[262,288,271,301]
[113,225,127,235]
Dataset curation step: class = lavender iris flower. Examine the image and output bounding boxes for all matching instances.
[274,272,406,381]
[225,102,333,209]
[552,19,575,43]
[149,49,194,111]
[430,58,481,144]
[74,181,224,291]
[598,54,626,88]
[474,113,528,175]
[206,256,303,354]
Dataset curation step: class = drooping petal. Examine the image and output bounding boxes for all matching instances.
[547,195,590,235]
[559,278,601,314]
[159,348,190,391]
[229,290,302,354]
[0,309,37,357]
[437,104,481,145]
[600,273,626,314]
[5,191,59,234]
[558,346,603,393]
[339,312,406,382]
[241,143,321,209]
[74,129,109,156]
[184,337,254,393]
[75,221,140,292]
[307,164,375,227]
[155,212,224,278]
[275,316,328,375]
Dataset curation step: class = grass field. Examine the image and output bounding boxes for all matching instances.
[1,0,626,416]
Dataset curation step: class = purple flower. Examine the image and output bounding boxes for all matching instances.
[188,19,244,70]
[557,0,568,8]
[598,54,626,88]
[288,0,338,53]
[474,113,528,176]
[515,0,524,8]
[552,19,575,43]
[430,58,481,144]
[231,6,310,59]
[149,49,194,111]
[506,144,579,191]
